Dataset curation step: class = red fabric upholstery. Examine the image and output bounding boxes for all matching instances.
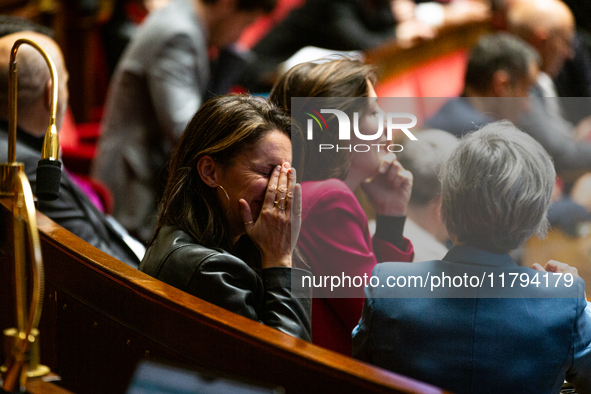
[60,108,99,176]
[375,49,469,126]
[237,0,305,49]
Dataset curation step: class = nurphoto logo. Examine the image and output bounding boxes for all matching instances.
[304,108,418,152]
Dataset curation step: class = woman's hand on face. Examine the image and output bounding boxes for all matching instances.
[361,153,413,217]
[240,162,302,269]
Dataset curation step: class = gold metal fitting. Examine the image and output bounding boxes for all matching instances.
[0,38,60,195]
[1,172,48,392]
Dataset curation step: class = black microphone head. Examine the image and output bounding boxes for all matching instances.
[36,158,61,201]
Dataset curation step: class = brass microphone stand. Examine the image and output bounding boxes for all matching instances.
[0,38,61,197]
[1,172,49,392]
[0,38,59,392]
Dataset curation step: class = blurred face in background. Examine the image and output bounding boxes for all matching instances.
[501,60,539,120]
[349,81,389,180]
[55,47,69,132]
[542,24,575,78]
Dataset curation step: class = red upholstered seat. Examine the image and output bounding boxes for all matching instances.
[60,108,100,176]
[375,49,469,125]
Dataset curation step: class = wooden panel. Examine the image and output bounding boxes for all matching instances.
[0,0,35,16]
[375,74,420,98]
[25,379,74,394]
[365,21,490,84]
[522,229,591,286]
[413,51,468,98]
[0,199,449,394]
[51,0,109,123]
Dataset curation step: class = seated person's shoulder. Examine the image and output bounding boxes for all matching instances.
[140,226,266,320]
[0,133,43,178]
[301,178,365,219]
[140,225,255,284]
[303,178,355,201]
[144,225,241,261]
[371,259,439,278]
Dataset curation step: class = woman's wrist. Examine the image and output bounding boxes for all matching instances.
[374,202,407,217]
[262,255,292,269]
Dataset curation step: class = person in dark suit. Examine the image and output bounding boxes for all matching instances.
[0,30,141,267]
[352,121,591,393]
[425,32,539,137]
[508,0,591,125]
[426,32,591,181]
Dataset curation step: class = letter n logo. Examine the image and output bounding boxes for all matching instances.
[304,108,328,140]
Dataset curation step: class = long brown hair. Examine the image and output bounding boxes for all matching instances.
[152,94,301,267]
[269,58,377,182]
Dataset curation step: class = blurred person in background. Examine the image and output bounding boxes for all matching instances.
[241,0,490,92]
[507,0,591,123]
[426,33,539,136]
[508,0,575,84]
[102,0,173,76]
[0,29,142,266]
[92,0,276,243]
[427,32,591,182]
[398,129,458,262]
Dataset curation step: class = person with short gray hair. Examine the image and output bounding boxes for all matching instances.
[353,121,591,393]
[440,121,554,253]
[398,129,458,262]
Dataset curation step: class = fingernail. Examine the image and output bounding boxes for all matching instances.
[275,165,281,172]
[283,162,291,169]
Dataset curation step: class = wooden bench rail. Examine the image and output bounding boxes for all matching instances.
[523,229,591,287]
[365,20,491,83]
[0,200,449,394]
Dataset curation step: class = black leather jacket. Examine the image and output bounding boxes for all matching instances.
[139,225,312,341]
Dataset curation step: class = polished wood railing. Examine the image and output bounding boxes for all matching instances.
[365,20,491,83]
[523,228,591,287]
[0,199,449,394]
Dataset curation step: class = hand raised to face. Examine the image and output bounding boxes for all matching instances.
[240,162,302,269]
[361,153,413,217]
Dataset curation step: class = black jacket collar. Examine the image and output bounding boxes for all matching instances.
[0,119,45,152]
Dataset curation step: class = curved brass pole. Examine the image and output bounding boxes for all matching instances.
[1,38,60,195]
[1,38,55,391]
[2,172,46,392]
[9,38,59,162]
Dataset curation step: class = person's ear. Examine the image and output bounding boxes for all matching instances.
[197,155,219,188]
[491,69,511,97]
[436,196,443,221]
[431,194,443,221]
[531,27,549,49]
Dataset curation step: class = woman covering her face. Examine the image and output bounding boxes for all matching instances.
[270,58,414,354]
[139,94,311,341]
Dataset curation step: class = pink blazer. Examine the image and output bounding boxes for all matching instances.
[299,179,414,355]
